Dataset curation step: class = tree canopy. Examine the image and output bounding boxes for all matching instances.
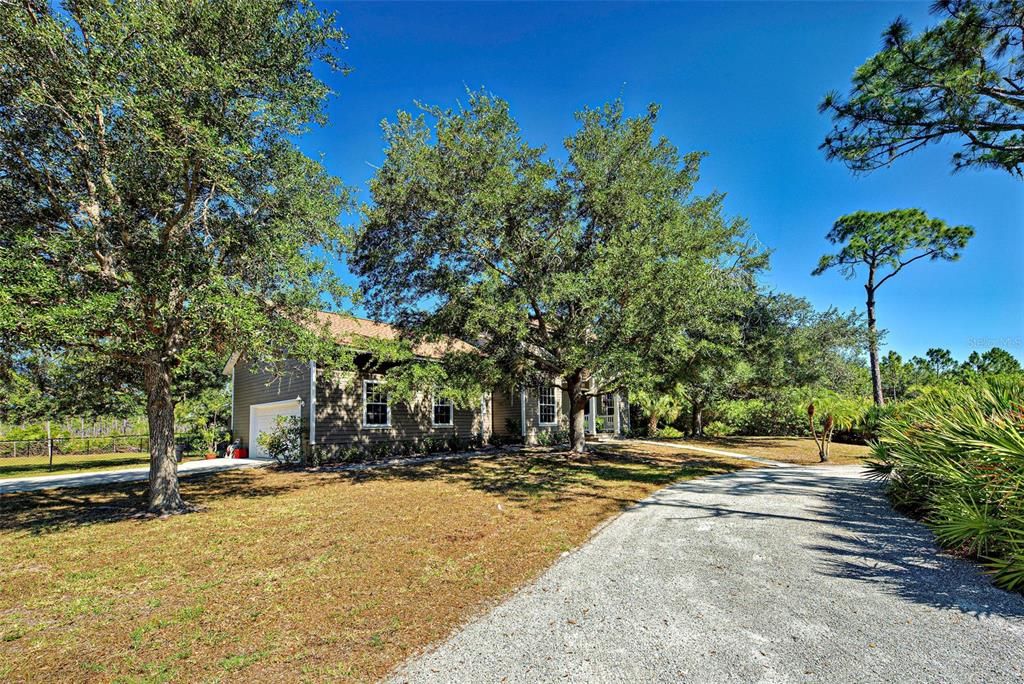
[813,209,973,406]
[820,0,1024,176]
[351,91,766,451]
[0,0,351,512]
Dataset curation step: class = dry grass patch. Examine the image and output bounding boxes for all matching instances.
[0,446,751,683]
[656,435,870,465]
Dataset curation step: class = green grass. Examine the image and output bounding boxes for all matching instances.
[0,452,204,479]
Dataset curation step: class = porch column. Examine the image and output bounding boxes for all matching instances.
[519,388,527,439]
[588,396,597,434]
[614,394,622,434]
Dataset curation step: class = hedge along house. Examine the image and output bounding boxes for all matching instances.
[224,313,630,459]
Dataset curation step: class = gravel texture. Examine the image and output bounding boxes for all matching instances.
[391,465,1024,683]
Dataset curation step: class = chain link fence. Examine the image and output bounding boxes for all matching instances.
[0,432,206,476]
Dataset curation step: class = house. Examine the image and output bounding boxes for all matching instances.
[223,313,630,458]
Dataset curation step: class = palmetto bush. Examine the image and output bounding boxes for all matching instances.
[866,376,1024,592]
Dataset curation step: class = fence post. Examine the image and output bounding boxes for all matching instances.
[47,420,53,468]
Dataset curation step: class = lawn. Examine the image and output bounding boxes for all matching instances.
[658,435,870,465]
[0,446,754,683]
[0,452,204,480]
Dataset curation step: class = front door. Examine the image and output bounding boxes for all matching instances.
[599,394,616,433]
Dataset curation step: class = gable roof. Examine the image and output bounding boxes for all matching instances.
[313,312,476,359]
[222,312,474,375]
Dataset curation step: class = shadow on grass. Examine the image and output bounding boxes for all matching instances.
[0,470,308,535]
[635,467,1024,618]
[331,448,745,512]
[0,447,746,536]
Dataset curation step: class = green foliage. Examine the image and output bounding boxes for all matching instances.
[0,0,352,509]
[866,376,1024,591]
[820,0,1024,175]
[703,421,735,437]
[813,210,974,282]
[256,416,302,465]
[632,383,687,432]
[653,426,684,439]
[311,434,485,466]
[175,387,230,453]
[741,292,868,394]
[813,209,973,406]
[534,428,569,447]
[351,91,766,446]
[712,393,808,436]
[961,348,1024,377]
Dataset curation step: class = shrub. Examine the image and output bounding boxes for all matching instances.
[256,416,302,464]
[866,376,1024,592]
[535,428,568,447]
[488,434,522,447]
[712,394,807,436]
[653,426,684,439]
[704,421,735,437]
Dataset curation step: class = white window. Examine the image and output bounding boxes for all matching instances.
[538,386,557,426]
[362,380,390,427]
[601,393,616,417]
[432,394,453,427]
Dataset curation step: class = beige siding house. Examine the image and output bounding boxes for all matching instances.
[225,314,629,458]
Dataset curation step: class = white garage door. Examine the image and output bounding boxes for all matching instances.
[249,400,302,459]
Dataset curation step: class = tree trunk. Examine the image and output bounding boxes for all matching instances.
[647,411,659,436]
[865,281,885,407]
[565,371,588,454]
[691,402,704,437]
[144,358,186,514]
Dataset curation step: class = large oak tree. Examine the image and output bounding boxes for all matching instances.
[351,92,765,452]
[0,0,350,512]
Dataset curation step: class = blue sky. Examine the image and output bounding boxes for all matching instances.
[304,1,1024,364]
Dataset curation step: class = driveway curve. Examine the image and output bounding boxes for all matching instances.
[391,465,1024,683]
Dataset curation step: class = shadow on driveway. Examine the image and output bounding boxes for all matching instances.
[635,466,1024,620]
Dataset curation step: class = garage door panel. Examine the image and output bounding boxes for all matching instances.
[249,401,301,459]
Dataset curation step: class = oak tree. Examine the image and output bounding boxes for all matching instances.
[0,0,350,512]
[351,92,764,452]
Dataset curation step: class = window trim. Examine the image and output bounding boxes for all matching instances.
[601,393,616,417]
[538,386,558,426]
[431,393,454,428]
[362,379,391,428]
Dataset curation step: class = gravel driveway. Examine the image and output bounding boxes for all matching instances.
[391,465,1024,683]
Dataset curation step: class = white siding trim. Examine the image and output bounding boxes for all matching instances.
[615,394,622,434]
[309,361,317,445]
[480,393,489,441]
[230,367,235,431]
[519,388,527,437]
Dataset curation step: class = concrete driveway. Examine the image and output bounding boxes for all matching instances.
[391,465,1024,683]
[0,457,268,495]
